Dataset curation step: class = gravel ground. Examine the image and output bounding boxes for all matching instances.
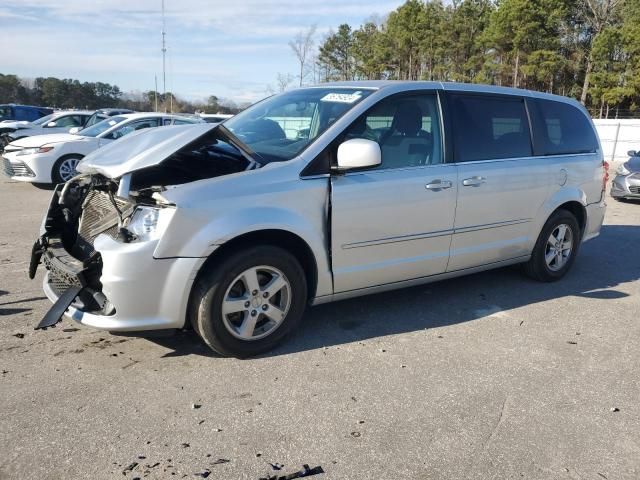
[1,176,639,480]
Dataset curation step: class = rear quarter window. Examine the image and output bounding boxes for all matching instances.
[532,99,598,155]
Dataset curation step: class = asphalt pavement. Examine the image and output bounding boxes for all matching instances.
[1,176,639,479]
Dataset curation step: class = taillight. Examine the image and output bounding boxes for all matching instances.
[603,160,609,190]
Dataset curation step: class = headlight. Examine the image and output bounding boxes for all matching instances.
[16,145,54,156]
[617,163,631,176]
[125,206,175,242]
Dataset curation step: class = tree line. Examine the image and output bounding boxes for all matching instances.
[289,0,635,118]
[0,73,242,114]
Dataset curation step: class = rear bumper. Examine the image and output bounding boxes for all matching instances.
[583,200,606,243]
[42,234,205,332]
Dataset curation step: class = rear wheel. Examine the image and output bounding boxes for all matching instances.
[52,155,82,184]
[524,209,581,282]
[191,246,307,357]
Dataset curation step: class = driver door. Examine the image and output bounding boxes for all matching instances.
[330,92,458,293]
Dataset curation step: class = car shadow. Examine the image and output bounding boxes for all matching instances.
[0,289,47,317]
[147,224,640,358]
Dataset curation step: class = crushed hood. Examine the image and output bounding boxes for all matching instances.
[11,133,83,148]
[0,121,33,129]
[77,123,215,179]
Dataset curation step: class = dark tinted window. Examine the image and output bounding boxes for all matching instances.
[450,94,532,162]
[533,99,598,155]
[342,93,443,169]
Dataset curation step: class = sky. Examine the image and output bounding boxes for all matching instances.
[0,0,406,105]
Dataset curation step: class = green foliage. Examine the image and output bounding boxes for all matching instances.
[0,74,241,114]
[316,0,636,116]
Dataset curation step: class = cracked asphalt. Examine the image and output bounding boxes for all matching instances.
[1,176,639,479]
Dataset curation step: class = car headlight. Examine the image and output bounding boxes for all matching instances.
[617,163,631,176]
[125,206,175,242]
[16,145,54,156]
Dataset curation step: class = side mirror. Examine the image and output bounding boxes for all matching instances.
[46,121,57,128]
[336,138,381,171]
[69,127,80,134]
[627,150,637,157]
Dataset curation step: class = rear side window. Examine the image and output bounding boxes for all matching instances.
[532,99,598,155]
[450,94,532,162]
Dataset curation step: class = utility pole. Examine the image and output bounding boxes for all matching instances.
[161,0,167,112]
[154,75,158,112]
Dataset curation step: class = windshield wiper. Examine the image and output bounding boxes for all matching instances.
[217,124,264,166]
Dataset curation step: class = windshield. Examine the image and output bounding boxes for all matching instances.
[223,87,374,163]
[32,113,56,126]
[77,116,126,137]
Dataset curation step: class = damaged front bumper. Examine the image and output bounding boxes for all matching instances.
[41,235,203,331]
[33,177,204,332]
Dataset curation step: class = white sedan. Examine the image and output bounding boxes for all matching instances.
[2,113,201,184]
[0,110,94,146]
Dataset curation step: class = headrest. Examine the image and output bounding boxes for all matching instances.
[392,102,423,136]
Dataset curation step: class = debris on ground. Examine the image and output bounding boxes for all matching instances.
[610,407,620,412]
[258,464,324,480]
[122,462,138,474]
[211,458,230,465]
[12,333,24,338]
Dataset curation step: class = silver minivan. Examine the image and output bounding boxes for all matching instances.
[31,81,607,357]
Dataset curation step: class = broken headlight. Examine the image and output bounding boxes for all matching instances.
[125,206,175,242]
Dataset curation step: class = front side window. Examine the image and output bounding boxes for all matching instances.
[104,118,161,140]
[46,114,85,128]
[341,93,443,170]
[533,99,599,155]
[32,113,55,126]
[173,118,197,125]
[451,94,532,162]
[224,87,374,163]
[78,116,126,137]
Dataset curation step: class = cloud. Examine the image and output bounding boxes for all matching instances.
[0,0,405,102]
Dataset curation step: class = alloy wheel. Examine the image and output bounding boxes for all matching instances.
[545,223,573,271]
[221,265,291,341]
[58,158,80,182]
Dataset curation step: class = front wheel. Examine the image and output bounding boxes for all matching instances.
[524,209,581,282]
[191,246,308,357]
[52,155,82,184]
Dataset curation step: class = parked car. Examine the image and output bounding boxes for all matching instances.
[0,104,52,123]
[70,108,135,133]
[610,150,640,201]
[199,113,233,124]
[3,113,201,184]
[0,110,94,147]
[30,82,606,357]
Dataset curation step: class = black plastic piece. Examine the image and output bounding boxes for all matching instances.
[28,238,45,279]
[35,285,83,330]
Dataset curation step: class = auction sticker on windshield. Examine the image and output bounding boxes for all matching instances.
[320,91,363,103]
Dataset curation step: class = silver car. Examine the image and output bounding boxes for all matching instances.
[611,151,640,200]
[31,81,607,357]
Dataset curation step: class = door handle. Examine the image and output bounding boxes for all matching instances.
[462,176,486,187]
[425,180,453,191]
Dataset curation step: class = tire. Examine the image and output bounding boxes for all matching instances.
[52,155,83,184]
[191,246,308,357]
[523,209,581,282]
